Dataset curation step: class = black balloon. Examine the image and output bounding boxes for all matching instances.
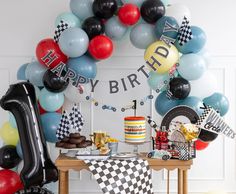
[0,82,58,188]
[43,70,69,93]
[15,186,53,194]
[140,0,165,23]
[198,129,218,142]
[93,0,118,19]
[0,145,21,169]
[168,77,191,100]
[82,16,105,40]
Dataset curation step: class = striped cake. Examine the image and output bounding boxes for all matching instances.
[124,116,146,143]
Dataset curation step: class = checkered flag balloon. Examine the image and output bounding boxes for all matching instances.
[56,110,70,140]
[85,159,153,194]
[69,104,84,132]
[54,20,69,43]
[177,16,193,46]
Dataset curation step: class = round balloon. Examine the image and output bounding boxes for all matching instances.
[155,16,179,39]
[39,88,64,112]
[88,35,114,60]
[105,17,128,40]
[198,129,218,142]
[168,77,190,99]
[178,96,204,115]
[165,4,191,26]
[121,0,145,6]
[70,0,94,20]
[144,41,179,74]
[203,93,229,116]
[175,26,207,54]
[118,4,140,26]
[0,170,23,194]
[82,16,105,40]
[67,55,97,79]
[0,145,21,169]
[147,71,169,92]
[0,122,19,146]
[36,38,68,69]
[93,0,118,19]
[59,27,89,58]
[178,54,207,80]
[25,61,47,87]
[55,12,81,27]
[155,91,179,116]
[17,63,28,80]
[16,142,23,159]
[43,70,69,93]
[38,102,62,115]
[41,113,62,143]
[140,0,165,24]
[9,112,17,129]
[130,23,156,49]
[197,48,211,66]
[195,139,209,151]
[189,71,217,99]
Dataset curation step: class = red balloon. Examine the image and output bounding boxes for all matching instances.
[38,102,62,115]
[0,169,23,194]
[195,139,209,151]
[88,35,113,60]
[118,4,140,26]
[36,38,68,69]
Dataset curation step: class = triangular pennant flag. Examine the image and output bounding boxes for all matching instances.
[56,110,70,140]
[177,16,193,46]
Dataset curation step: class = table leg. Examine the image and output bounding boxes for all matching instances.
[178,169,183,194]
[59,170,69,194]
[183,170,188,194]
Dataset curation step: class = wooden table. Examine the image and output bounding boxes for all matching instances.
[55,154,193,194]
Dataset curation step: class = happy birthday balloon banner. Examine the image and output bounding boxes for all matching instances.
[196,106,236,139]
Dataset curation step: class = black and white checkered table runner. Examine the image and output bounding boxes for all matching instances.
[177,16,193,46]
[85,159,153,194]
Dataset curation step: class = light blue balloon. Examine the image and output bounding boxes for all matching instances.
[105,17,128,41]
[16,142,23,159]
[178,96,204,115]
[39,88,64,112]
[161,0,169,6]
[25,61,47,86]
[17,63,28,80]
[121,0,145,6]
[148,71,169,92]
[59,27,89,58]
[34,86,41,100]
[178,54,206,80]
[41,113,62,143]
[155,91,179,116]
[55,12,81,27]
[9,112,17,129]
[175,26,207,54]
[203,93,229,116]
[67,55,97,79]
[70,0,94,20]
[155,16,179,39]
[130,23,157,49]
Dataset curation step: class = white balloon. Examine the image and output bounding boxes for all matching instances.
[190,71,218,99]
[64,82,91,103]
[165,4,191,26]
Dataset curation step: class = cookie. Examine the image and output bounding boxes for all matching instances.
[61,137,70,143]
[69,133,80,138]
[63,143,77,149]
[55,141,65,148]
[69,136,86,144]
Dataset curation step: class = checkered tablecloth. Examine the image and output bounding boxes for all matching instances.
[85,159,153,194]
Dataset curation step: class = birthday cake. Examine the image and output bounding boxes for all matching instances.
[124,116,146,143]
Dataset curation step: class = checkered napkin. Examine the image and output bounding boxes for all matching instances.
[56,110,70,140]
[85,159,153,194]
[176,145,189,161]
[54,20,69,43]
[177,16,193,46]
[69,104,84,132]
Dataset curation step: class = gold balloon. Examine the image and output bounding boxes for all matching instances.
[144,41,179,74]
[0,122,19,146]
[180,124,200,142]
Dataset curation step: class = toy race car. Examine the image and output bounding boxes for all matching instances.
[147,149,172,160]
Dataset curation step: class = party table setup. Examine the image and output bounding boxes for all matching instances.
[0,0,235,194]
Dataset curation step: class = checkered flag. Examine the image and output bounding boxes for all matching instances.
[85,159,153,194]
[56,110,70,140]
[54,20,69,43]
[176,145,189,160]
[177,16,193,46]
[147,116,158,132]
[69,104,84,132]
